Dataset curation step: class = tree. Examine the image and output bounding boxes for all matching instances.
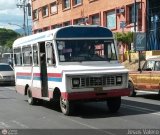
[115,32,133,44]
[0,28,20,49]
[115,32,133,62]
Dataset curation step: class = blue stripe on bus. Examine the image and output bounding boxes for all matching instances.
[33,77,41,80]
[16,76,31,80]
[48,78,62,82]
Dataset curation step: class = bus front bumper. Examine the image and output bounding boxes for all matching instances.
[61,88,130,101]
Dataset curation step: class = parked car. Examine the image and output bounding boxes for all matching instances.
[128,57,160,96]
[0,63,15,85]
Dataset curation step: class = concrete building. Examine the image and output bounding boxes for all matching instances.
[31,0,146,34]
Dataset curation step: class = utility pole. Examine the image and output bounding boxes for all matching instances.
[134,0,140,70]
[134,0,137,33]
[16,0,31,36]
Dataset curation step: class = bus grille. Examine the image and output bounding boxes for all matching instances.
[80,76,117,87]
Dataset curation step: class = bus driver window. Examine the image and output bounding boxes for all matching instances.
[46,43,55,65]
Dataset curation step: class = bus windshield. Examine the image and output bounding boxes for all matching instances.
[56,39,117,62]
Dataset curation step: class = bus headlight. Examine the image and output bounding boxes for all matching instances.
[116,76,122,85]
[72,78,80,87]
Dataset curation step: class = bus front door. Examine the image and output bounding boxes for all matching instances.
[39,42,48,97]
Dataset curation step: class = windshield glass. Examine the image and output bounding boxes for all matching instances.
[0,65,13,71]
[56,39,117,62]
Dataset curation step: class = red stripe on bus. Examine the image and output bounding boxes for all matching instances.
[48,73,62,78]
[33,73,41,77]
[16,72,62,78]
[16,72,32,76]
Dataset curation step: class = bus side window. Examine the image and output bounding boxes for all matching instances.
[22,46,32,65]
[33,45,38,66]
[46,43,56,65]
[14,48,22,66]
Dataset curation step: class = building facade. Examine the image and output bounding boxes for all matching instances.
[31,0,146,34]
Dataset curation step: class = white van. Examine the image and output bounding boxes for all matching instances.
[13,25,129,115]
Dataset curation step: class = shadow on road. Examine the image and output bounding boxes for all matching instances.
[25,96,160,119]
[134,94,160,101]
[24,99,62,113]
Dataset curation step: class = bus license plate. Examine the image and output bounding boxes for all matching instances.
[94,87,103,93]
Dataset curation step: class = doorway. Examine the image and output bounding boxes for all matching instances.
[39,42,48,97]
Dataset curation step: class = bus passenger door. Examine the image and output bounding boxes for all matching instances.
[39,42,48,97]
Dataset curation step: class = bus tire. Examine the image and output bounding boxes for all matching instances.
[60,96,72,115]
[27,88,36,105]
[107,97,121,113]
[128,81,136,97]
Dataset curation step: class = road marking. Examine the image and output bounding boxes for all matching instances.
[12,120,29,128]
[59,115,115,135]
[0,122,10,128]
[122,104,160,116]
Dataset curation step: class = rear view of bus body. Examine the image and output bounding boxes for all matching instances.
[13,25,129,115]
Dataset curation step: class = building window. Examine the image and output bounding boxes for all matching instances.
[43,27,49,31]
[91,14,100,25]
[33,9,38,20]
[74,18,83,24]
[73,0,82,6]
[127,4,139,24]
[63,21,71,26]
[63,0,70,9]
[38,29,43,33]
[42,5,49,17]
[50,2,58,14]
[51,24,62,29]
[106,10,116,29]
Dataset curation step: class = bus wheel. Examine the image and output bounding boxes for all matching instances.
[60,96,72,115]
[128,81,136,97]
[27,88,36,105]
[107,97,121,113]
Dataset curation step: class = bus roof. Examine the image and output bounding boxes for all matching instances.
[13,25,113,48]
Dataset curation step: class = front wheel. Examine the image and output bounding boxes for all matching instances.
[107,97,121,113]
[60,96,73,115]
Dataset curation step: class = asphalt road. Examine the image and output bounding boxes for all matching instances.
[0,86,160,135]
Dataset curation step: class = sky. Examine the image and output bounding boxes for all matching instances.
[0,0,31,30]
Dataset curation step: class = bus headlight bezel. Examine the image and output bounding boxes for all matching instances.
[116,76,122,85]
[72,78,80,87]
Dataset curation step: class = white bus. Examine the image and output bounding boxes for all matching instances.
[13,25,129,115]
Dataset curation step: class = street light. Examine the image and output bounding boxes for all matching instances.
[8,23,26,35]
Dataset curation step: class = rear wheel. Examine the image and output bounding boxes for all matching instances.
[60,96,73,115]
[27,88,37,105]
[107,97,121,113]
[128,81,136,97]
